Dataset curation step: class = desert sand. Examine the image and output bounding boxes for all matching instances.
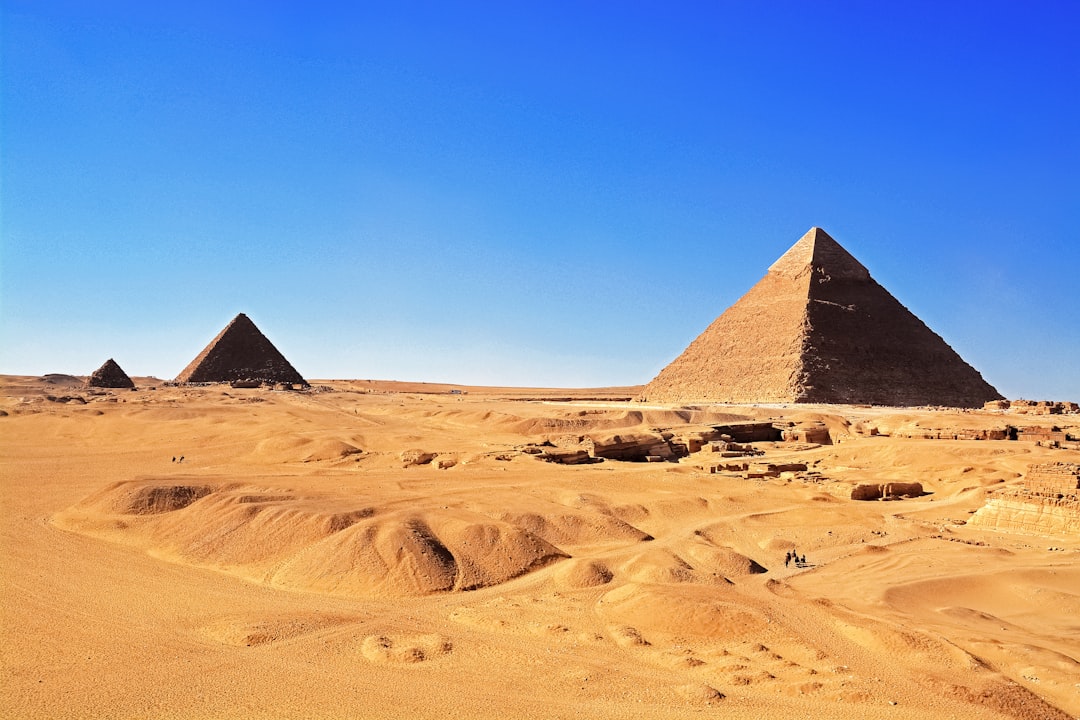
[2,375,1078,719]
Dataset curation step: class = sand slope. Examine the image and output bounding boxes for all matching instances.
[2,376,1078,719]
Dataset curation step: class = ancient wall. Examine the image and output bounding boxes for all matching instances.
[1016,428,1067,444]
[968,497,1080,535]
[986,399,1080,415]
[968,463,1080,536]
[850,482,924,501]
[1022,463,1080,495]
[891,427,1009,441]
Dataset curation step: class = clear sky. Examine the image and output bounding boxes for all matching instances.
[2,1,1078,398]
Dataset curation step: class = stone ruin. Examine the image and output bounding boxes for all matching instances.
[704,438,763,458]
[969,462,1080,536]
[880,419,1076,447]
[639,227,1002,407]
[530,422,781,464]
[527,419,847,467]
[892,426,1011,441]
[850,482,924,501]
[777,422,832,444]
[711,461,809,479]
[87,358,135,389]
[984,399,1080,415]
[1015,427,1069,446]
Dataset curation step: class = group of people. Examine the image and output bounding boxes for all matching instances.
[171,456,184,463]
[784,550,806,567]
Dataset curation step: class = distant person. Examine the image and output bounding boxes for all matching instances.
[785,551,792,567]
[179,456,184,463]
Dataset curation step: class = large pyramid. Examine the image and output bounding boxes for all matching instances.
[175,313,308,386]
[640,227,1002,407]
[88,358,135,388]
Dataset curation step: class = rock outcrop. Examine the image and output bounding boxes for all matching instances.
[969,463,1080,536]
[175,313,308,386]
[640,227,1002,407]
[586,431,679,462]
[87,358,135,389]
[400,450,437,467]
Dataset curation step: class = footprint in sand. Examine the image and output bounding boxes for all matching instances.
[673,655,707,669]
[728,670,776,685]
[202,614,354,647]
[360,633,453,664]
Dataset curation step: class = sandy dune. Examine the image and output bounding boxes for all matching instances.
[2,376,1077,719]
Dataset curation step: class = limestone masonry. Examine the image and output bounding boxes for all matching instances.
[969,462,1080,536]
[640,227,1002,407]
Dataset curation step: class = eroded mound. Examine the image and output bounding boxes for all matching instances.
[619,549,699,584]
[498,508,651,546]
[55,479,570,598]
[78,480,214,515]
[273,510,568,596]
[600,583,770,640]
[616,532,765,586]
[250,436,364,463]
[554,559,615,589]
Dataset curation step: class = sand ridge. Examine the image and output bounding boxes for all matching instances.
[2,375,1078,719]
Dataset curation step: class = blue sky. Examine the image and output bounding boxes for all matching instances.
[2,2,1077,398]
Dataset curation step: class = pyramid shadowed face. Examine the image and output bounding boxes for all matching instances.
[174,313,308,386]
[88,358,135,389]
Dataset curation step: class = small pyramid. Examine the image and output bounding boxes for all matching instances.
[640,227,1002,407]
[175,313,308,386]
[88,358,136,389]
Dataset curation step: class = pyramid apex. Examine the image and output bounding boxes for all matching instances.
[768,226,869,280]
[227,313,258,330]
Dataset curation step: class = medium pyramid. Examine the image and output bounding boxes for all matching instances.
[88,358,135,388]
[175,313,308,386]
[640,227,1002,407]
